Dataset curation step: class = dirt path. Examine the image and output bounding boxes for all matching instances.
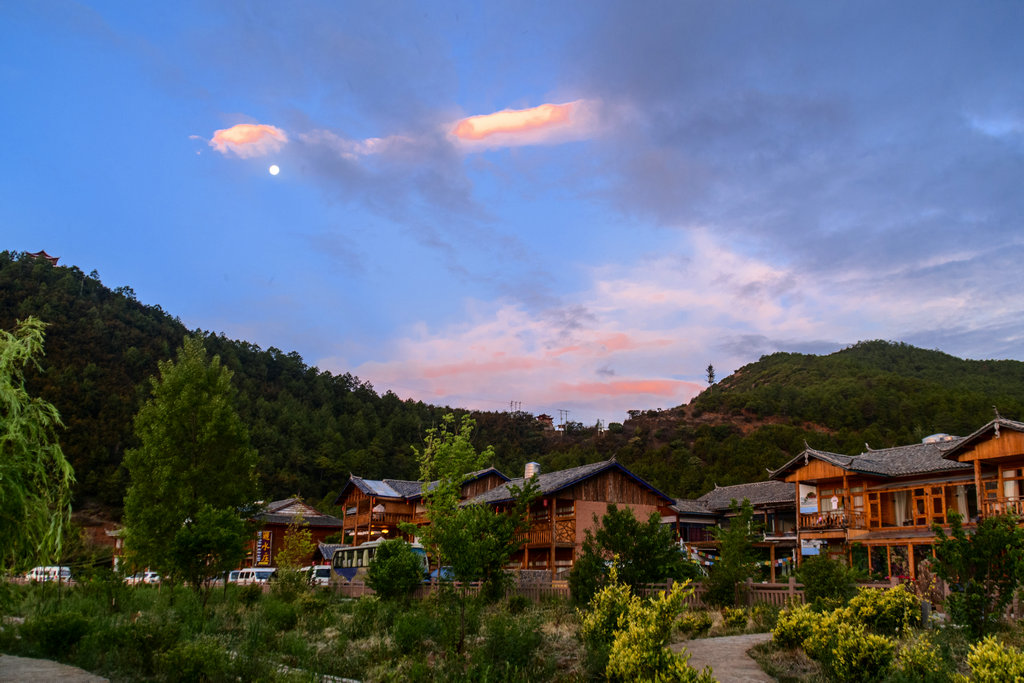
[671,632,774,682]
[0,654,108,682]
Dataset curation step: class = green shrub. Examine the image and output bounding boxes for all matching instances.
[677,610,713,638]
[260,597,299,632]
[506,594,531,615]
[891,632,953,683]
[366,539,425,601]
[238,582,262,607]
[722,606,748,630]
[20,611,91,658]
[797,554,858,609]
[270,569,309,602]
[847,585,921,636]
[772,602,819,649]
[751,602,780,631]
[579,566,634,676]
[391,607,436,654]
[158,634,232,683]
[826,624,896,682]
[963,636,1024,683]
[471,611,545,674]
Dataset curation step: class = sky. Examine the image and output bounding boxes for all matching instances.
[3,1,1023,427]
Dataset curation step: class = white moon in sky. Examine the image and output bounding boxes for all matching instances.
[268,165,280,176]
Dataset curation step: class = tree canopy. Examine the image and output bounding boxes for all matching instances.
[122,336,258,598]
[0,317,75,573]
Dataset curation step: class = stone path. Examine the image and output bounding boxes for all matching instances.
[0,654,108,683]
[671,632,774,683]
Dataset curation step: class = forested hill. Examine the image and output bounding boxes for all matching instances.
[4,250,1024,516]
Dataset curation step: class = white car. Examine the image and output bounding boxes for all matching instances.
[233,568,276,585]
[124,571,161,585]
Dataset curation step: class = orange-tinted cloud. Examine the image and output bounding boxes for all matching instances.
[210,123,288,158]
[421,356,554,379]
[452,102,576,141]
[557,379,690,397]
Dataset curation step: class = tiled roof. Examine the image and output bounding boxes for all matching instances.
[258,512,344,527]
[465,458,673,506]
[254,499,343,527]
[671,498,713,514]
[770,437,971,480]
[941,418,1024,460]
[697,480,796,511]
[381,479,423,498]
[316,543,346,561]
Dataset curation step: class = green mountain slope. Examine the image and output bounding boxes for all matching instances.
[4,250,1023,512]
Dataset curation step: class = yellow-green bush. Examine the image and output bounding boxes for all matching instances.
[677,610,713,638]
[751,602,780,631]
[892,632,952,683]
[961,636,1024,683]
[771,602,820,649]
[846,585,921,635]
[722,606,748,630]
[826,623,896,682]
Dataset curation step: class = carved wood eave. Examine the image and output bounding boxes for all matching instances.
[955,431,1024,463]
[784,459,848,483]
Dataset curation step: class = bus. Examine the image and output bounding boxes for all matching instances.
[331,539,429,583]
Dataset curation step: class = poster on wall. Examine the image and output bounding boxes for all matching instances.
[799,484,817,513]
[800,539,822,556]
[255,530,272,566]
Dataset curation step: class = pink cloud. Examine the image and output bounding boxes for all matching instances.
[209,123,288,158]
[556,379,696,398]
[421,356,555,379]
[453,102,574,141]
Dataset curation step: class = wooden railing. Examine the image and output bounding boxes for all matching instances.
[514,518,576,546]
[981,497,1024,517]
[345,511,412,527]
[799,510,866,530]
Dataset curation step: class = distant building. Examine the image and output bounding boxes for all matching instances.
[27,250,58,265]
[248,498,344,568]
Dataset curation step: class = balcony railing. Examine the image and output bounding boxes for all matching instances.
[981,497,1024,517]
[514,519,576,546]
[345,511,412,527]
[799,510,866,530]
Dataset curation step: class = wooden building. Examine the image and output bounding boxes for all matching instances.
[335,468,510,545]
[667,479,799,581]
[769,418,1024,579]
[248,498,344,568]
[465,457,675,579]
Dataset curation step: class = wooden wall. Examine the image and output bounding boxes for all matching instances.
[561,469,666,506]
[956,431,1024,462]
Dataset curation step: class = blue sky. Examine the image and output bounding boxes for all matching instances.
[3,1,1023,426]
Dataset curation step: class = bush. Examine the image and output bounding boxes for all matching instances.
[825,624,896,682]
[506,594,531,615]
[158,635,232,683]
[366,539,425,601]
[847,585,921,636]
[891,632,953,683]
[772,602,819,649]
[260,597,299,632]
[797,554,858,609]
[722,606,748,630]
[751,603,780,631]
[391,607,436,654]
[471,611,545,674]
[20,611,91,658]
[238,583,262,607]
[963,636,1024,683]
[677,611,713,638]
[578,568,633,676]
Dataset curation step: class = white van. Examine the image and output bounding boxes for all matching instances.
[25,566,71,583]
[303,565,332,586]
[233,567,276,585]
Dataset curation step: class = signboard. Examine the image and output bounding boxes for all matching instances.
[801,539,822,556]
[255,530,272,566]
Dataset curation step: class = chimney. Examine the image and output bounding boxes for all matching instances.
[525,462,541,479]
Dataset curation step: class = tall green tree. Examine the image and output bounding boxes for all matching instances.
[0,317,75,573]
[122,336,258,598]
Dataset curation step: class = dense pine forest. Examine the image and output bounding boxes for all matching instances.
[4,249,1024,518]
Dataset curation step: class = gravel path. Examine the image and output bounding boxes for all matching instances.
[671,632,774,683]
[0,654,108,682]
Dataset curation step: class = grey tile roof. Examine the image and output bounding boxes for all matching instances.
[464,458,673,506]
[381,479,424,498]
[258,512,344,527]
[941,418,1024,460]
[696,480,796,511]
[770,436,971,480]
[671,498,713,514]
[316,543,346,561]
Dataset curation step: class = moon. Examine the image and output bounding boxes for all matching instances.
[268,164,280,176]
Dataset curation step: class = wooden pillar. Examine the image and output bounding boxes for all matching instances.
[974,460,983,518]
[769,544,776,583]
[908,543,916,580]
[550,496,557,580]
[794,482,803,567]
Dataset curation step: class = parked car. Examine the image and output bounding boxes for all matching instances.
[302,564,332,586]
[233,568,276,585]
[25,566,71,583]
[124,571,161,585]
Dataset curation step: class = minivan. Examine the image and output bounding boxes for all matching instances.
[233,568,276,585]
[303,564,332,586]
[25,566,71,583]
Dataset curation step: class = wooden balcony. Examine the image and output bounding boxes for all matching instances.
[981,497,1024,517]
[515,518,576,546]
[799,510,866,531]
[344,511,412,528]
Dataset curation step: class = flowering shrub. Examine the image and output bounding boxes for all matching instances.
[891,632,952,683]
[721,606,748,630]
[825,623,896,682]
[676,610,713,638]
[847,584,921,635]
[771,602,819,649]
[750,602,780,631]
[605,581,715,683]
[961,636,1024,683]
[579,564,634,676]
